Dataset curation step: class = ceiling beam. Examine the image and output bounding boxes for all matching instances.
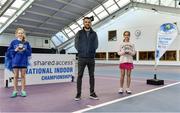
[55,0,91,10]
[26,32,52,37]
[37,1,71,28]
[1,15,10,18]
[0,0,34,34]
[19,17,64,27]
[33,3,83,17]
[11,23,58,32]
[0,0,15,17]
[25,10,74,22]
[5,29,53,38]
[86,0,105,4]
[8,7,18,10]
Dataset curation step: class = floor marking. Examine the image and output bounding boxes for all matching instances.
[72,81,180,113]
[86,105,93,108]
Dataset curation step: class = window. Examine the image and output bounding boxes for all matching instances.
[0,0,8,8]
[95,52,106,60]
[160,0,175,7]
[51,36,61,46]
[103,0,115,8]
[84,12,99,25]
[115,0,130,7]
[11,0,25,8]
[69,23,79,30]
[139,51,176,61]
[0,16,8,23]
[135,0,145,3]
[3,8,17,16]
[139,51,155,60]
[176,1,180,8]
[94,6,104,15]
[64,42,74,50]
[67,31,75,38]
[73,27,81,34]
[108,52,120,60]
[69,23,81,34]
[97,11,109,19]
[108,30,117,41]
[103,0,119,14]
[160,51,176,61]
[139,51,148,60]
[146,0,159,5]
[92,16,99,25]
[148,51,155,60]
[56,32,68,42]
[107,4,119,14]
[64,27,71,34]
[77,18,83,26]
[93,5,109,20]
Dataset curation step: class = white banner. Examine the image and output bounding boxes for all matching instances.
[4,54,76,87]
[155,23,178,65]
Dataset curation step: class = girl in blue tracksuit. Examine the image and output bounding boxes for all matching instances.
[5,28,32,97]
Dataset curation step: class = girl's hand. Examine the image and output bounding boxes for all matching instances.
[15,47,19,51]
[125,51,129,54]
[18,48,25,52]
[121,51,126,55]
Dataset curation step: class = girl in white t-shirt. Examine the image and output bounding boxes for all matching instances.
[117,31,136,94]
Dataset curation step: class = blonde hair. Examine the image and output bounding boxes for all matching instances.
[15,28,26,42]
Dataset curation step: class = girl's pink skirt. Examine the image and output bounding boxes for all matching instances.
[119,62,134,70]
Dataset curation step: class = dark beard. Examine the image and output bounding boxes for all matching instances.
[84,26,90,30]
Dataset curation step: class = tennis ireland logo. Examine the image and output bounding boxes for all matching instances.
[160,23,176,33]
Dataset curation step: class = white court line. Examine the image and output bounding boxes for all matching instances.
[86,105,93,108]
[72,81,180,113]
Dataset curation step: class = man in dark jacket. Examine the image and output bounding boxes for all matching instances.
[74,17,98,101]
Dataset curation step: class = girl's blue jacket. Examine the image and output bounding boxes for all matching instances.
[5,39,32,71]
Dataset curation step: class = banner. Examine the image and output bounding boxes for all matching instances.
[155,23,178,65]
[4,54,76,87]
